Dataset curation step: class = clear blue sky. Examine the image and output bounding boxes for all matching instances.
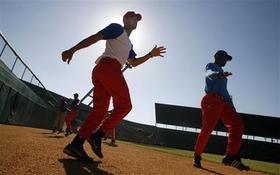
[1,0,279,126]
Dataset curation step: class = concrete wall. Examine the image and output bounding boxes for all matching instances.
[114,120,280,163]
[0,81,58,129]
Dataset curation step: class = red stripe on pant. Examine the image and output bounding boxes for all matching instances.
[65,109,78,131]
[194,93,244,156]
[78,58,132,139]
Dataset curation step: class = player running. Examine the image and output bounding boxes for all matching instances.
[61,11,166,162]
[193,50,250,171]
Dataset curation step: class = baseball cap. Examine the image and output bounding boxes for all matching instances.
[214,50,232,61]
[123,11,142,21]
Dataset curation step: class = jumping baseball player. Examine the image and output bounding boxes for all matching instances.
[193,50,250,171]
[61,11,166,162]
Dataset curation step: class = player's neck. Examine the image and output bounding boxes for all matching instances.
[124,27,133,37]
[214,61,222,67]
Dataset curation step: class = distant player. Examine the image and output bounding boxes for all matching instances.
[193,50,250,171]
[52,97,67,134]
[65,93,80,137]
[61,11,166,162]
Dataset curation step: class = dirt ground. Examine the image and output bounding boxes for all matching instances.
[0,124,268,175]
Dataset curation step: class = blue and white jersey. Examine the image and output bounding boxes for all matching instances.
[204,63,234,106]
[96,23,137,66]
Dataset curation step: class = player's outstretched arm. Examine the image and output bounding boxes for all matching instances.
[128,45,166,67]
[62,33,103,64]
[218,72,233,79]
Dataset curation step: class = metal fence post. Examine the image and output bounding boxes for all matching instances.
[11,57,18,72]
[0,43,7,57]
[21,67,27,80]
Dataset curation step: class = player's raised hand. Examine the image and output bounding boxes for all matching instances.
[151,45,166,57]
[62,49,74,64]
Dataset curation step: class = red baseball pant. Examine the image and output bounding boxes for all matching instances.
[194,93,244,156]
[65,109,78,131]
[78,58,132,139]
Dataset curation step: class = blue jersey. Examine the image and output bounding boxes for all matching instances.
[70,99,79,110]
[96,23,137,66]
[59,100,67,112]
[204,63,233,106]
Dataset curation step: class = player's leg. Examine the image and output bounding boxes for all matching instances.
[63,76,111,162]
[100,74,132,136]
[194,94,223,167]
[220,103,249,171]
[65,110,78,132]
[57,112,67,134]
[111,128,116,144]
[77,81,111,139]
[88,58,131,158]
[64,82,110,162]
[220,103,244,156]
[52,112,61,133]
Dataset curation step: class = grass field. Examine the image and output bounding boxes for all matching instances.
[119,140,280,175]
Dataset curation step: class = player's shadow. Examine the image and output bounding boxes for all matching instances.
[47,135,65,139]
[59,159,113,175]
[103,142,118,147]
[200,167,224,175]
[33,132,52,135]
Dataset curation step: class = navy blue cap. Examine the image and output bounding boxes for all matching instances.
[215,50,232,61]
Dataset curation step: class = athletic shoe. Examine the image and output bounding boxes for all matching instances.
[109,140,117,147]
[87,130,105,158]
[193,153,202,168]
[65,128,72,137]
[222,154,250,171]
[63,144,93,163]
[57,129,63,134]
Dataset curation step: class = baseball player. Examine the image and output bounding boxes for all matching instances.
[61,11,166,162]
[52,97,67,134]
[64,93,80,137]
[193,50,250,171]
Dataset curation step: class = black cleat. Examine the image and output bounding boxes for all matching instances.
[52,127,57,133]
[193,153,202,168]
[222,154,250,171]
[87,130,105,158]
[65,128,72,137]
[63,144,93,163]
[109,140,117,147]
[57,129,63,134]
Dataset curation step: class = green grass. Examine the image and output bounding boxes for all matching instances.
[118,140,280,175]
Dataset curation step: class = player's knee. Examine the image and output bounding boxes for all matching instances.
[112,99,132,117]
[234,118,244,133]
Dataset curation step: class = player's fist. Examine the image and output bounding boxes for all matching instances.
[62,49,74,64]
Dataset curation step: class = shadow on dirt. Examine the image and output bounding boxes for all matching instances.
[47,135,65,139]
[59,158,113,175]
[200,167,224,175]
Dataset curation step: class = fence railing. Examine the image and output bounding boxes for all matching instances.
[0,32,58,107]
